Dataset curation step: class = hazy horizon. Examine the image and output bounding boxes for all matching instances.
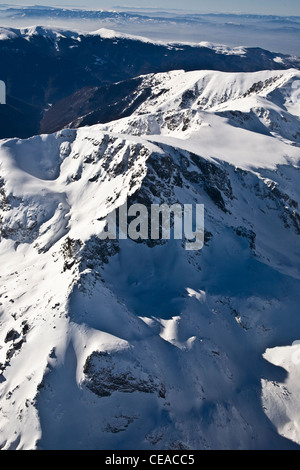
[2,1,300,16]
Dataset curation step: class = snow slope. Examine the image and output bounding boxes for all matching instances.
[96,68,300,153]
[0,68,300,450]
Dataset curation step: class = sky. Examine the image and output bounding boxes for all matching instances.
[7,1,300,16]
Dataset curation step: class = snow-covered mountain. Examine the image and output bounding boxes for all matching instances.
[0,25,299,140]
[0,66,300,450]
[67,68,300,146]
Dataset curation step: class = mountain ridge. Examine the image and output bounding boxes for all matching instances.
[0,25,299,140]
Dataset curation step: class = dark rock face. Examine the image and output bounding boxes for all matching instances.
[5,329,20,343]
[83,350,166,398]
[128,146,234,218]
[61,237,83,271]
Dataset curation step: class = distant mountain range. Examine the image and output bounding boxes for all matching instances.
[0,6,299,23]
[0,5,299,55]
